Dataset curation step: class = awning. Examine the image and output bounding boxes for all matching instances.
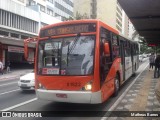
[0,35,35,48]
[118,0,160,45]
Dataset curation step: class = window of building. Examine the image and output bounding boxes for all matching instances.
[17,0,24,3]
[0,30,9,36]
[116,18,122,27]
[47,0,54,4]
[55,2,73,16]
[55,13,59,16]
[38,4,45,12]
[47,8,53,16]
[116,25,122,32]
[63,0,73,7]
[0,9,38,34]
[21,35,29,39]
[116,13,122,22]
[11,33,19,38]
[28,0,36,6]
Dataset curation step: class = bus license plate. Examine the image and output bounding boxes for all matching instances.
[56,94,67,98]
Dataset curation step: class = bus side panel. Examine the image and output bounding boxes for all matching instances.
[101,58,121,102]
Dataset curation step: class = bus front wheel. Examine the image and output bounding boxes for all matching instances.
[113,75,120,97]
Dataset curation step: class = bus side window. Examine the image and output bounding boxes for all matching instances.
[100,37,112,83]
[112,34,120,59]
[124,41,131,57]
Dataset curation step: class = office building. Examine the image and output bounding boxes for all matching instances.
[74,0,129,36]
[0,0,67,67]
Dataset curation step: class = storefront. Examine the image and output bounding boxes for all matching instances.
[0,37,35,68]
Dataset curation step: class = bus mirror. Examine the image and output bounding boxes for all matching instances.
[104,43,110,55]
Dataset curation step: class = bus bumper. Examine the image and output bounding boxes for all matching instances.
[36,89,102,104]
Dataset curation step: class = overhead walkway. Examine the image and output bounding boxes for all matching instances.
[118,0,160,45]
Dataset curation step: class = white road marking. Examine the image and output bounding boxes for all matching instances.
[0,82,17,87]
[0,79,18,82]
[101,62,149,120]
[1,98,37,111]
[0,89,20,96]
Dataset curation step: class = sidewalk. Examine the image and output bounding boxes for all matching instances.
[107,67,160,120]
[0,69,33,81]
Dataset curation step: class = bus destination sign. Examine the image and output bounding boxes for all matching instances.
[40,23,96,37]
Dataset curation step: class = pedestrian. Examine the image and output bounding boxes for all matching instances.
[154,54,160,78]
[0,60,4,75]
[149,53,155,71]
[6,60,10,73]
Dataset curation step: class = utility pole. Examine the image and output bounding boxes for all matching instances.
[91,0,97,19]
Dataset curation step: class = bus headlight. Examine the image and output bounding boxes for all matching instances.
[38,83,45,89]
[82,81,92,91]
[84,84,92,91]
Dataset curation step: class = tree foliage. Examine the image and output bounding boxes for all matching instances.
[132,31,155,54]
[64,12,89,21]
[75,12,89,20]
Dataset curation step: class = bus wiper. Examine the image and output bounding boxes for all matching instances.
[68,33,81,54]
[66,33,81,66]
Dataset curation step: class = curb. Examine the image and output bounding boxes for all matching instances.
[0,70,33,81]
[0,76,20,81]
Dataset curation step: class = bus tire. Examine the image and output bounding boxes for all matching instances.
[113,74,120,97]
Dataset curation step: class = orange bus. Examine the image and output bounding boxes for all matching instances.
[25,20,139,104]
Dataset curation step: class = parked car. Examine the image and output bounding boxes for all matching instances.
[139,55,143,62]
[18,71,35,91]
[142,54,148,58]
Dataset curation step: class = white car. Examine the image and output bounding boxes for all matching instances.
[139,55,143,62]
[18,71,35,91]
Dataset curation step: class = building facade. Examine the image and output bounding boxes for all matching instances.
[73,0,129,36]
[122,10,129,37]
[26,0,73,21]
[0,0,67,67]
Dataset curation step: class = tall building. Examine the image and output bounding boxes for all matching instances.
[26,0,73,21]
[122,10,129,37]
[0,0,70,67]
[74,0,129,36]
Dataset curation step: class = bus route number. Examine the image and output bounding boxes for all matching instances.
[67,82,81,87]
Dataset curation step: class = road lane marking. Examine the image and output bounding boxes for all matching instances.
[0,89,20,96]
[101,62,149,120]
[0,79,18,82]
[0,82,17,87]
[1,98,37,111]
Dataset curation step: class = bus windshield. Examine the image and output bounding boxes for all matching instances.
[38,35,95,75]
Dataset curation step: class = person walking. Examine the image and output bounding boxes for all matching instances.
[149,53,155,71]
[0,60,4,75]
[6,61,10,73]
[154,54,160,78]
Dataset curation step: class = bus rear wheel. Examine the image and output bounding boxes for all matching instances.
[113,75,120,97]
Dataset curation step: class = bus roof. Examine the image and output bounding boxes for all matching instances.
[39,19,119,36]
[119,34,138,44]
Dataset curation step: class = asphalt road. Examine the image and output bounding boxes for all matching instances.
[0,58,149,120]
